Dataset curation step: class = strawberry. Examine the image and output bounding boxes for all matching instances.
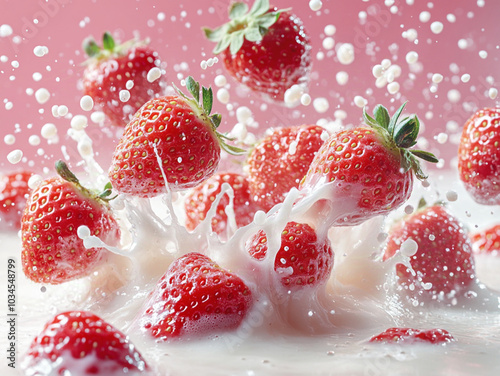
[109,77,243,197]
[247,124,326,212]
[21,311,149,375]
[246,221,333,289]
[139,252,252,340]
[458,107,500,205]
[82,32,165,127]
[21,161,120,284]
[369,327,454,344]
[0,170,32,230]
[184,172,259,237]
[204,0,311,102]
[470,223,500,256]
[384,203,475,299]
[299,103,438,226]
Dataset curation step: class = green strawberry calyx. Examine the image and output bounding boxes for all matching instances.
[174,76,246,156]
[82,31,148,62]
[363,102,439,180]
[203,0,291,55]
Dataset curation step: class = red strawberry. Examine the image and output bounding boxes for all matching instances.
[21,311,149,375]
[140,252,252,340]
[470,223,500,256]
[246,221,333,289]
[247,124,326,212]
[21,161,120,284]
[109,77,243,197]
[204,0,311,102]
[369,327,454,344]
[299,103,438,226]
[184,172,259,237]
[0,170,32,230]
[384,204,475,299]
[82,32,165,127]
[458,107,500,205]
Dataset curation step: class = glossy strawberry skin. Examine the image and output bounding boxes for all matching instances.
[21,177,120,284]
[185,172,258,236]
[384,205,475,298]
[369,327,454,344]
[470,224,500,256]
[109,96,221,197]
[247,222,333,289]
[458,108,500,205]
[300,127,413,226]
[22,311,149,375]
[82,45,164,127]
[222,10,311,102]
[0,170,32,230]
[248,125,325,212]
[140,252,252,341]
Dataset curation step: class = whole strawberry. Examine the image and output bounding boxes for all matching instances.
[82,32,165,127]
[109,77,243,197]
[470,223,500,256]
[458,107,500,205]
[139,252,252,341]
[204,0,311,102]
[0,170,32,230]
[21,311,149,375]
[369,327,454,345]
[247,125,326,212]
[246,221,333,289]
[384,204,475,299]
[21,161,120,284]
[185,172,259,237]
[300,103,438,226]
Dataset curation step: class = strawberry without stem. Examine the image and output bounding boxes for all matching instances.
[369,327,454,345]
[204,0,311,102]
[458,107,500,205]
[246,221,333,289]
[82,32,165,127]
[300,103,438,226]
[109,77,243,197]
[139,252,252,340]
[21,161,120,284]
[21,311,149,375]
[0,170,32,230]
[247,124,326,212]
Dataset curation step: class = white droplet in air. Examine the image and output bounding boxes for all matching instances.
[216,88,230,104]
[405,51,419,64]
[336,71,349,85]
[147,67,162,82]
[322,37,335,50]
[337,43,355,65]
[119,90,130,102]
[35,88,50,104]
[77,225,91,239]
[419,11,431,23]
[57,105,68,117]
[28,174,43,189]
[488,88,498,99]
[461,74,471,83]
[33,46,49,57]
[90,111,105,123]
[284,85,303,106]
[372,65,383,78]
[126,80,134,90]
[430,21,444,34]
[300,93,311,106]
[387,82,400,94]
[0,24,13,37]
[432,73,443,83]
[324,25,336,36]
[354,95,367,108]
[309,0,322,11]
[41,123,57,139]
[7,150,23,164]
[80,95,94,111]
[4,102,13,110]
[479,50,488,59]
[313,97,329,113]
[446,190,458,202]
[447,89,461,103]
[71,115,88,130]
[435,132,448,144]
[400,238,418,257]
[236,106,252,124]
[29,135,41,146]
[4,134,15,145]
[404,205,414,214]
[214,75,227,87]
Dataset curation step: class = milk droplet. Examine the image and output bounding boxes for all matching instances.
[147,67,162,82]
[401,238,418,257]
[446,190,458,202]
[336,71,349,85]
[432,73,443,83]
[77,225,91,239]
[71,115,88,130]
[35,88,50,104]
[479,50,488,59]
[489,88,498,99]
[324,25,336,36]
[300,94,311,106]
[217,88,230,104]
[119,90,131,102]
[309,0,322,11]
[28,174,43,189]
[313,98,329,113]
[447,89,461,103]
[33,46,49,57]
[4,134,15,145]
[41,123,57,139]
[404,205,414,214]
[354,96,367,108]
[29,135,41,146]
[0,24,13,37]
[322,37,335,50]
[461,74,471,83]
[57,105,68,117]
[126,80,134,90]
[90,111,105,123]
[430,21,444,34]
[406,51,418,64]
[387,82,400,94]
[372,65,383,78]
[7,150,23,164]
[419,11,431,23]
[80,95,94,111]
[236,106,252,124]
[337,43,355,65]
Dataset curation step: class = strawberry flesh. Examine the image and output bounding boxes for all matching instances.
[369,327,454,344]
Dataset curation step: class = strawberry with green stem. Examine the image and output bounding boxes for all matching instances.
[109,76,244,197]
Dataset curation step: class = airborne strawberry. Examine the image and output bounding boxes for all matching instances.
[184,172,259,237]
[458,107,500,205]
[204,0,311,102]
[247,125,326,212]
[82,32,165,127]
[109,77,243,197]
[21,311,149,375]
[0,170,32,230]
[139,252,252,341]
[21,161,120,284]
[369,327,454,345]
[299,103,438,226]
[470,223,500,256]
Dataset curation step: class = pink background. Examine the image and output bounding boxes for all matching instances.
[0,0,499,174]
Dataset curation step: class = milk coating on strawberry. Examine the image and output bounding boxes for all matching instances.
[300,103,438,226]
[458,107,500,205]
[204,0,311,102]
[384,204,475,300]
[0,170,32,230]
[369,327,454,345]
[139,252,252,341]
[109,77,243,197]
[21,161,120,284]
[82,32,165,127]
[21,311,150,376]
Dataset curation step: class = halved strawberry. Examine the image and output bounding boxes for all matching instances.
[82,32,165,127]
[139,252,252,341]
[369,327,454,344]
[109,77,243,197]
[21,311,149,375]
[21,161,120,284]
[470,223,500,256]
[0,170,32,230]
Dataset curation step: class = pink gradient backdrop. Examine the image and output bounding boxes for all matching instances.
[0,0,499,174]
